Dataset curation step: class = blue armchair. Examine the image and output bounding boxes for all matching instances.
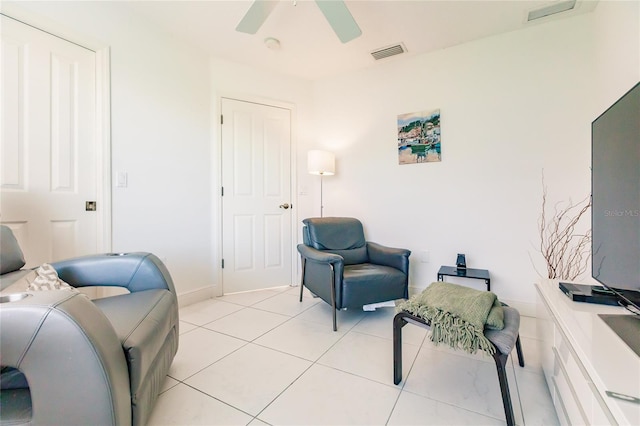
[297,217,411,330]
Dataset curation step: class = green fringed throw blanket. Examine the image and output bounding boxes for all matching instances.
[396,281,504,355]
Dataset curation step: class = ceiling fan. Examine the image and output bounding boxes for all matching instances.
[236,0,362,44]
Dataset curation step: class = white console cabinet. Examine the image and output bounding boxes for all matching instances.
[535,280,640,425]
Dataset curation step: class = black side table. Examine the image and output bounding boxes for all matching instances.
[437,265,491,291]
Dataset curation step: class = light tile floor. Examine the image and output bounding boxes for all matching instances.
[148,286,560,425]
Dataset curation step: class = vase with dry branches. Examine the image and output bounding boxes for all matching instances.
[536,174,592,281]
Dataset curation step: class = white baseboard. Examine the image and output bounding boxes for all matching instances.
[407,285,425,298]
[499,298,536,318]
[177,286,216,308]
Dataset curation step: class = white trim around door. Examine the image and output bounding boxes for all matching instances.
[214,94,298,297]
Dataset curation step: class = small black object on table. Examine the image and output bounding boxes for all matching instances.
[437,265,491,291]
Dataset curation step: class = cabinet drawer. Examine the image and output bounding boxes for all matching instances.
[554,332,594,410]
[588,382,618,425]
[552,379,570,426]
[553,348,588,425]
[536,290,556,385]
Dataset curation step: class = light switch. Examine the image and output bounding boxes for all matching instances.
[116,171,128,188]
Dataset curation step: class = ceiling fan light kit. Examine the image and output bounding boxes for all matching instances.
[264,37,281,50]
[236,0,362,43]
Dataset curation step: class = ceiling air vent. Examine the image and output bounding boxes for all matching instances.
[527,0,577,22]
[371,43,406,61]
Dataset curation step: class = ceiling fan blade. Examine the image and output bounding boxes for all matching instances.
[236,0,279,34]
[315,0,362,43]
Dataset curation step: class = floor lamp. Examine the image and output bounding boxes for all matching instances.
[308,150,335,217]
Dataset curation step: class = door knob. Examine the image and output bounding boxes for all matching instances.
[279,203,290,210]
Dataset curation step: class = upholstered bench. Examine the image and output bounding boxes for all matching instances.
[393,304,524,426]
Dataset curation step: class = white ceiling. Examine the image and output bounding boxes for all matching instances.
[123,0,598,80]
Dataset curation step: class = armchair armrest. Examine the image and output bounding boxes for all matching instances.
[367,242,411,274]
[0,291,131,425]
[52,252,176,294]
[296,244,343,265]
[297,244,346,308]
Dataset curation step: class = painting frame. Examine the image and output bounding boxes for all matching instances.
[397,109,441,165]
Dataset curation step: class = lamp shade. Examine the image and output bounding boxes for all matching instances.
[308,150,335,175]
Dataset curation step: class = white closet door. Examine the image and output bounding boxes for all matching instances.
[1,16,98,267]
[221,98,293,293]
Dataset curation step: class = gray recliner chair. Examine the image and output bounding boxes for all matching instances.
[297,217,411,331]
[0,225,179,426]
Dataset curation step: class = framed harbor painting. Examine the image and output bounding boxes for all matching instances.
[397,109,441,165]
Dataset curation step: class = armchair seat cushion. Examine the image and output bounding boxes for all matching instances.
[0,270,33,292]
[342,264,408,308]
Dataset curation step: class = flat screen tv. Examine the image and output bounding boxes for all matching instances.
[591,82,640,319]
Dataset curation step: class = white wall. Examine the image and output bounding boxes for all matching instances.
[593,0,640,110]
[3,1,214,302]
[309,6,639,313]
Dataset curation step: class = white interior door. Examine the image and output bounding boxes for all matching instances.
[221,98,293,293]
[1,15,98,267]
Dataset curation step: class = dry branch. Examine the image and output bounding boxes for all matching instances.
[538,174,592,281]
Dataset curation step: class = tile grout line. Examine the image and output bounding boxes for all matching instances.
[251,316,359,423]
[169,292,548,425]
[171,292,367,423]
